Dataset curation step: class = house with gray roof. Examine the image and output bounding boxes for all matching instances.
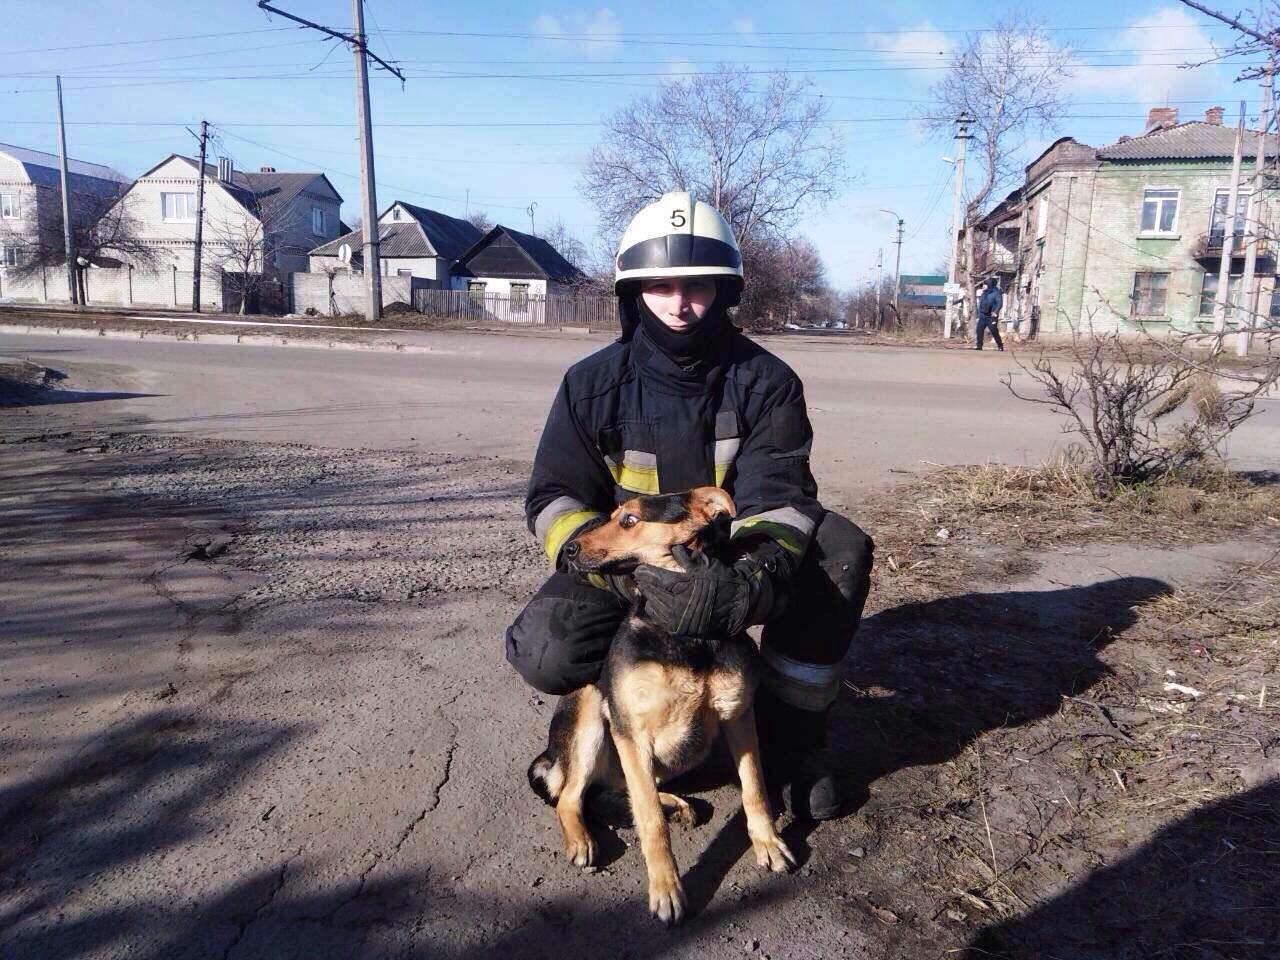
[114,153,343,277]
[308,200,482,286]
[969,106,1279,336]
[0,142,129,277]
[449,224,586,297]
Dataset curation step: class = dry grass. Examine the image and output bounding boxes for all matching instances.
[847,463,1280,613]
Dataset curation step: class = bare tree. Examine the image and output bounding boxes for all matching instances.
[925,13,1074,322]
[539,218,589,270]
[738,236,835,329]
[204,202,300,315]
[0,185,159,298]
[582,63,844,251]
[467,209,494,233]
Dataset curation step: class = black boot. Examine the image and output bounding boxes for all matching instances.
[755,687,842,821]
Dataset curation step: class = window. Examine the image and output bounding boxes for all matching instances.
[2,245,18,267]
[160,192,195,221]
[1139,188,1180,233]
[397,268,412,277]
[1035,198,1048,239]
[312,207,326,235]
[1209,189,1250,246]
[1269,284,1280,320]
[1199,271,1242,316]
[467,280,486,304]
[1131,272,1170,316]
[0,194,15,219]
[510,282,529,312]
[392,207,401,221]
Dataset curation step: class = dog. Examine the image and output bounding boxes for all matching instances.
[526,486,795,925]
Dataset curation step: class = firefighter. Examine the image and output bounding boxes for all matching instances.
[504,191,874,820]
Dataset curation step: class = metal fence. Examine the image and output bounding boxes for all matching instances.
[410,288,617,327]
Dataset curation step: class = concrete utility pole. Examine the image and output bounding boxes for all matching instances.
[1239,65,1273,357]
[874,248,883,329]
[943,112,970,339]
[255,0,404,323]
[191,120,209,313]
[880,208,904,321]
[1213,101,1247,337]
[55,75,77,305]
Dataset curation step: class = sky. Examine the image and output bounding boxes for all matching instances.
[0,0,1262,290]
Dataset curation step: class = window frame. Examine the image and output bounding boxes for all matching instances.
[311,207,326,236]
[1209,188,1250,246]
[1131,271,1171,317]
[1139,187,1180,235]
[0,194,16,219]
[2,245,19,267]
[1035,198,1048,240]
[510,282,530,312]
[1199,270,1242,317]
[160,191,196,222]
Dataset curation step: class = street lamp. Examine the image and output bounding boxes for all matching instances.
[879,209,904,322]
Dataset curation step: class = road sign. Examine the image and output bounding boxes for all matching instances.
[943,282,963,296]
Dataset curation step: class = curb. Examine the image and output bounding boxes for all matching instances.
[0,323,442,355]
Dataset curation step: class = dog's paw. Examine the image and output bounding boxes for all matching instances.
[563,833,596,868]
[659,793,695,828]
[751,832,796,873]
[647,874,687,925]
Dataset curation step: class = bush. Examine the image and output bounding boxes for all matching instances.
[1001,322,1280,487]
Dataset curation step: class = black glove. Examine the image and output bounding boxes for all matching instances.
[634,542,792,636]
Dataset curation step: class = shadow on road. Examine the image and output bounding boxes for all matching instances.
[964,777,1280,959]
[832,575,1171,810]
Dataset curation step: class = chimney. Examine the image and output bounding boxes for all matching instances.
[1145,106,1178,132]
[216,156,233,183]
[259,165,277,173]
[1205,106,1225,126]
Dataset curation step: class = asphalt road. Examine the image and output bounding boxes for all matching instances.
[3,327,1279,959]
[16,326,1280,497]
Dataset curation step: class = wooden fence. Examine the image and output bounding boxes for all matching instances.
[411,288,617,327]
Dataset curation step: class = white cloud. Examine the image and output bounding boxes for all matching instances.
[876,21,954,62]
[730,17,756,35]
[532,7,622,60]
[1070,6,1222,106]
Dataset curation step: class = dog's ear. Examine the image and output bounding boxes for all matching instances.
[685,486,737,525]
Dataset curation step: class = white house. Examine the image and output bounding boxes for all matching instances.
[450,224,586,298]
[308,200,482,286]
[118,154,343,276]
[0,142,128,294]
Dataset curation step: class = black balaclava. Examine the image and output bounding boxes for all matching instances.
[629,279,731,368]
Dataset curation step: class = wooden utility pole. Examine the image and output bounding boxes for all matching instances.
[1239,65,1274,357]
[879,210,904,321]
[191,120,209,313]
[55,75,77,305]
[1213,102,1247,336]
[943,112,970,339]
[255,0,404,323]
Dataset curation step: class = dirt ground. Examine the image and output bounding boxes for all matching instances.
[2,355,1278,959]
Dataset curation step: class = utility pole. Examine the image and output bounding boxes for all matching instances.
[256,0,404,323]
[191,120,209,313]
[943,112,970,339]
[55,75,77,305]
[1213,101,1247,337]
[880,208,904,322]
[874,248,883,329]
[1239,64,1273,357]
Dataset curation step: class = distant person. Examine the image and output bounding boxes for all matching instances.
[976,277,1004,351]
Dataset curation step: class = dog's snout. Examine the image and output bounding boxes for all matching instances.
[562,541,581,560]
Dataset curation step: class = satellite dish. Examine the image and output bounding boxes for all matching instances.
[338,243,352,264]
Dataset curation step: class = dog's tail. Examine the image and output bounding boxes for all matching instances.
[527,749,563,806]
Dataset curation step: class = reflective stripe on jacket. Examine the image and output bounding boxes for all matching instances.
[527,327,823,564]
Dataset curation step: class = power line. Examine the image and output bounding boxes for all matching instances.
[0,27,297,57]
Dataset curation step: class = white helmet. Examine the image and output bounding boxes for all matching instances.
[614,190,743,305]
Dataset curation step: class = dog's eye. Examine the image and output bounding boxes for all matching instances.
[619,514,639,529]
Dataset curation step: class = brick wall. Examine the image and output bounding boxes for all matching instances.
[0,264,226,310]
[289,271,414,315]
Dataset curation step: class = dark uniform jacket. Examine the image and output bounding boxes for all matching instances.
[527,326,822,565]
[979,285,1003,320]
